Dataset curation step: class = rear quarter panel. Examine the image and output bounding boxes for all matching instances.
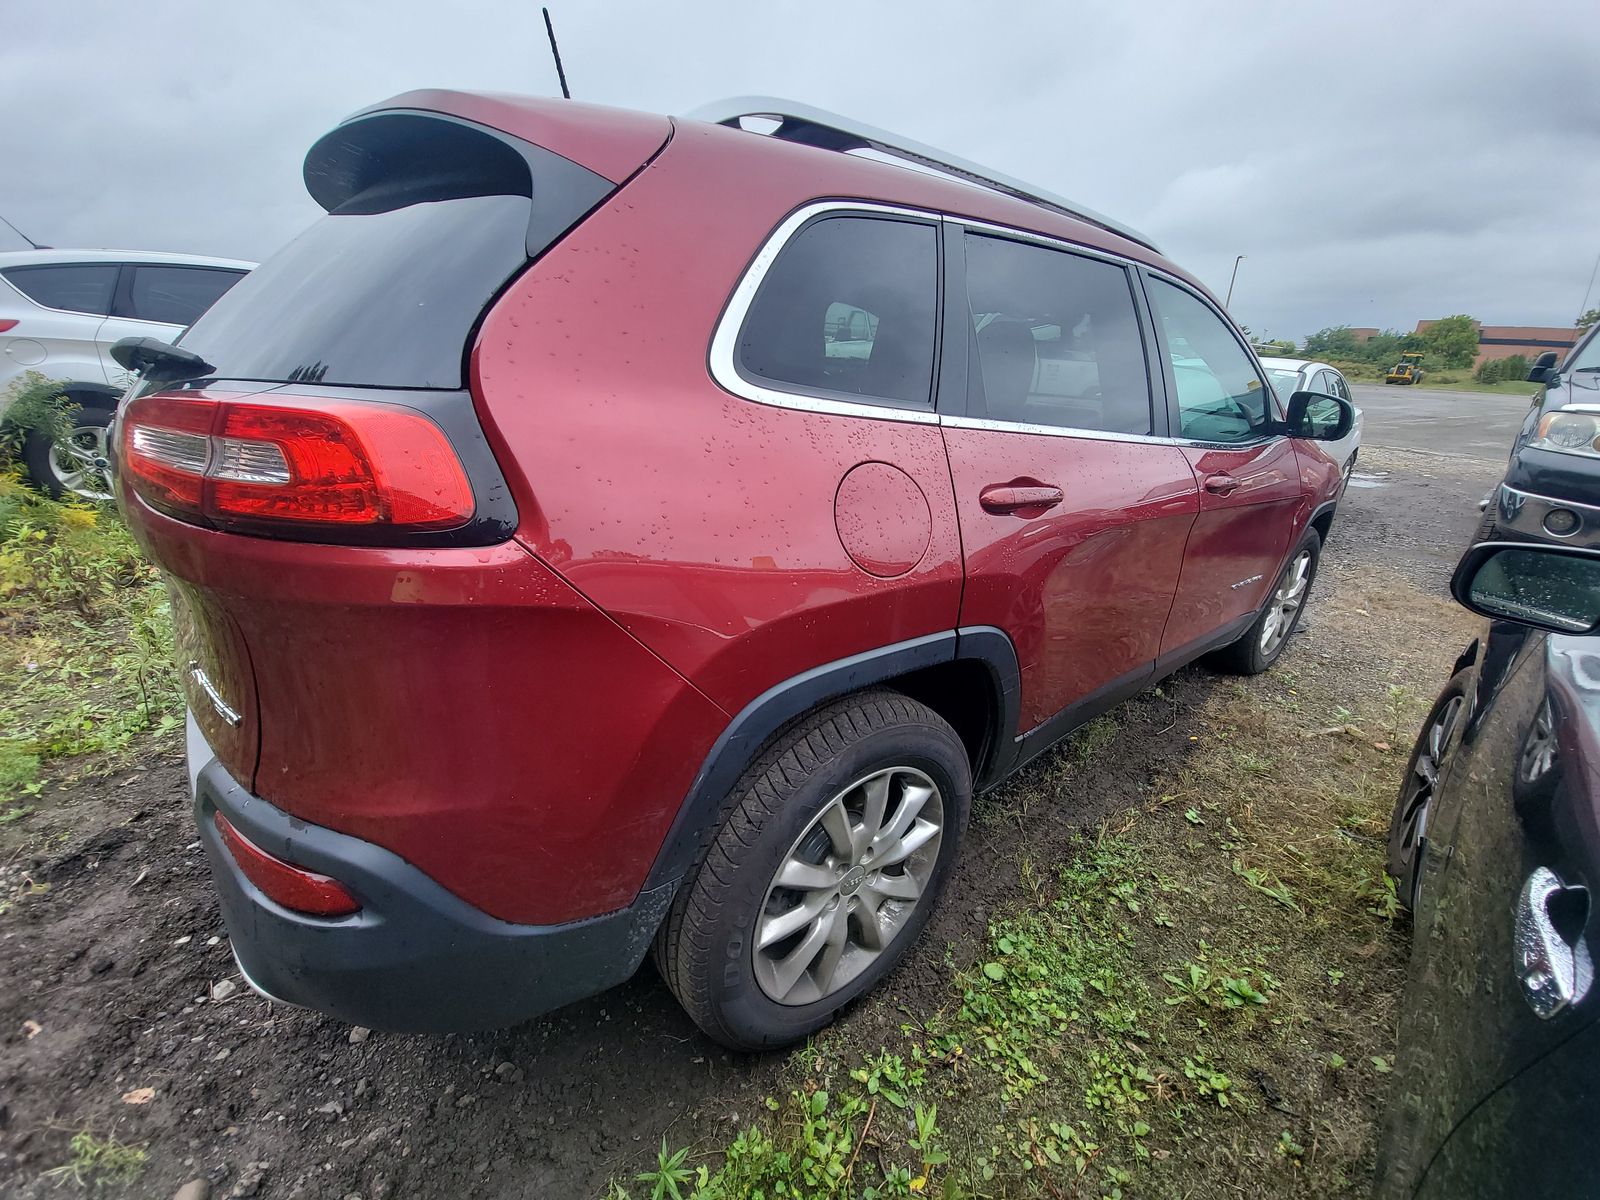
[471,124,965,715]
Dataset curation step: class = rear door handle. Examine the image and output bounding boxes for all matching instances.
[1203,473,1241,496]
[979,483,1064,516]
[1515,866,1593,1020]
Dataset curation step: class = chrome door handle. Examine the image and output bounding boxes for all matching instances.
[1515,866,1593,1020]
[1203,473,1240,496]
[979,483,1064,515]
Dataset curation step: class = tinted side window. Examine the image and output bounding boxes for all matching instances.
[127,266,246,326]
[737,216,937,409]
[1147,278,1272,443]
[2,264,118,315]
[1331,373,1352,401]
[964,234,1151,433]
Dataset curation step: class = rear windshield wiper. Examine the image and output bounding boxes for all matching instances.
[110,337,215,385]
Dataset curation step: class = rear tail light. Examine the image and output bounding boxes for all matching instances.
[0,319,18,333]
[121,392,474,533]
[214,812,361,918]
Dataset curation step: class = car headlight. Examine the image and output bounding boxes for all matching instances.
[1531,410,1600,458]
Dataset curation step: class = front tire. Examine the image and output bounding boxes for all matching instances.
[1388,672,1469,910]
[653,690,971,1050]
[1209,529,1321,676]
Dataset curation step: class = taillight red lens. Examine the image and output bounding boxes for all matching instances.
[120,393,474,533]
[214,812,361,918]
[0,319,18,333]
[123,395,215,517]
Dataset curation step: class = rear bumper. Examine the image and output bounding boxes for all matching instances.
[194,753,675,1033]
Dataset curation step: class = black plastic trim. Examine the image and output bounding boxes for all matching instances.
[645,631,962,889]
[1012,661,1154,775]
[196,758,672,1033]
[955,625,1022,785]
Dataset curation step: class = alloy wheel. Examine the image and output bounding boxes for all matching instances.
[1519,698,1557,784]
[47,422,114,502]
[753,766,944,1006]
[1258,548,1312,656]
[1394,694,1465,875]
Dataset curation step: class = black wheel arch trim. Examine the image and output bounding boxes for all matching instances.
[58,381,123,409]
[642,625,1021,891]
[1308,499,1338,536]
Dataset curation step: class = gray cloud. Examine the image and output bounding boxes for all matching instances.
[2,0,1595,342]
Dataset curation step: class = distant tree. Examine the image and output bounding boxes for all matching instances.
[1303,326,1362,358]
[1579,308,1600,333]
[1419,315,1480,369]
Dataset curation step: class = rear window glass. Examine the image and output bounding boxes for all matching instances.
[179,196,532,389]
[3,263,118,315]
[737,216,937,409]
[126,266,245,327]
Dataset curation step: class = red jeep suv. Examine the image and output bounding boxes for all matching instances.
[115,91,1351,1050]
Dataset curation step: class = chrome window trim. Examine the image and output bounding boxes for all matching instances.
[952,215,1147,271]
[709,201,1285,450]
[941,413,1171,446]
[708,200,942,426]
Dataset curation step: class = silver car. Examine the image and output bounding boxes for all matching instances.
[1260,355,1364,487]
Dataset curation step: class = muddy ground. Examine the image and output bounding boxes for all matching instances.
[0,434,1506,1200]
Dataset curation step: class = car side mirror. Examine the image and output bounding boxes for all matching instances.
[1528,350,1561,385]
[1451,542,1600,634]
[1284,391,1354,441]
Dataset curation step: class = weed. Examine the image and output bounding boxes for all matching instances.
[43,1130,148,1188]
[635,1139,694,1200]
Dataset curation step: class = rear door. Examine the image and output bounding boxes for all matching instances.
[1143,274,1302,657]
[0,261,120,383]
[940,227,1198,737]
[96,264,246,371]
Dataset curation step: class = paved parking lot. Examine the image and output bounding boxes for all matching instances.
[1351,382,1533,460]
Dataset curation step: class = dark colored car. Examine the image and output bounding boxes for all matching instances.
[1381,541,1600,1197]
[114,91,1352,1049]
[1480,323,1600,547]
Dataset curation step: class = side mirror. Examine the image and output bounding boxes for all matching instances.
[1528,350,1561,385]
[1451,542,1600,634]
[1285,391,1354,441]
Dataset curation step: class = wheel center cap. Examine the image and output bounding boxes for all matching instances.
[839,865,867,895]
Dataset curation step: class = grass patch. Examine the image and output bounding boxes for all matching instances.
[42,1130,149,1188]
[612,613,1448,1197]
[0,473,180,834]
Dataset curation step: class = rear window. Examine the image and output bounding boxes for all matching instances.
[3,263,118,315]
[179,111,612,390]
[124,265,246,327]
[179,197,532,388]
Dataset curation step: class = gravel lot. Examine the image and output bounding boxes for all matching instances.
[0,389,1520,1199]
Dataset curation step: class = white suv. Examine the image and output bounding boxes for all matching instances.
[1,248,253,498]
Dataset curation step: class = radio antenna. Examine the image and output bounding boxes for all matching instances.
[542,8,571,99]
[0,212,44,250]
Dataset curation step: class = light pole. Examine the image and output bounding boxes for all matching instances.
[1225,255,1246,309]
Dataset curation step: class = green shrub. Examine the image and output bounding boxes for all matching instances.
[0,372,74,461]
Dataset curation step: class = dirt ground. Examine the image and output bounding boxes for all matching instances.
[0,441,1504,1200]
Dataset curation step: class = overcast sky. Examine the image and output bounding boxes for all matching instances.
[3,0,1595,342]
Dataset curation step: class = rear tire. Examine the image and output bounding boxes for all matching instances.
[1209,530,1321,676]
[23,404,114,501]
[653,690,970,1051]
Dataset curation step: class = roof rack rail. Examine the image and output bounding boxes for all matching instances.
[683,96,1159,253]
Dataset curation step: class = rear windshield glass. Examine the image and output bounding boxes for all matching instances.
[179,195,531,389]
